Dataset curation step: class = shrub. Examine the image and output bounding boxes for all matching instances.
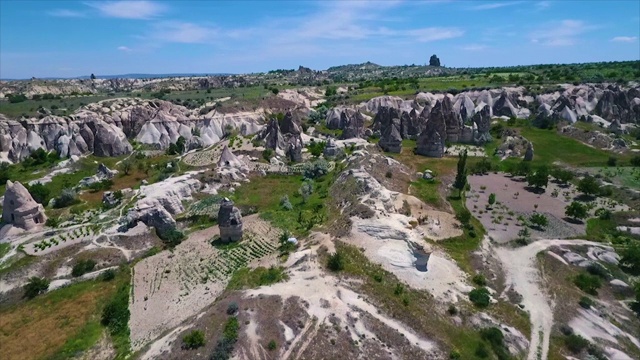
[472,274,487,286]
[469,287,491,307]
[183,330,206,349]
[565,202,588,221]
[279,195,293,210]
[303,159,329,179]
[307,141,326,157]
[101,284,130,335]
[262,148,274,162]
[101,269,116,281]
[385,170,393,178]
[26,182,51,205]
[565,334,589,354]
[607,156,617,167]
[578,296,593,309]
[45,217,60,228]
[327,251,344,272]
[456,209,472,225]
[594,208,611,220]
[158,227,185,248]
[227,302,239,315]
[586,263,608,279]
[24,277,49,299]
[577,175,600,196]
[53,188,79,208]
[574,273,601,295]
[529,213,548,230]
[447,305,458,315]
[619,242,640,275]
[267,340,277,351]
[72,259,96,277]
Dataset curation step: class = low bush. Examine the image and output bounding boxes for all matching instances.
[101,284,130,336]
[183,330,206,349]
[71,259,96,277]
[469,287,491,308]
[565,334,589,354]
[101,269,116,281]
[472,274,487,286]
[23,277,49,299]
[578,296,593,309]
[574,273,602,295]
[327,251,344,272]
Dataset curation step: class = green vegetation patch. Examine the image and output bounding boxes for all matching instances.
[226,266,288,290]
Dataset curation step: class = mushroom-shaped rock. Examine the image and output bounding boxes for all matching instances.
[2,180,47,230]
[218,198,243,243]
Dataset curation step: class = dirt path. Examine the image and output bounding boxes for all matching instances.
[494,238,609,360]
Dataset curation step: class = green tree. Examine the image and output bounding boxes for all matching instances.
[453,150,468,197]
[24,277,49,299]
[90,73,96,80]
[26,182,51,205]
[529,213,548,230]
[565,201,588,222]
[577,175,600,197]
[574,273,601,295]
[120,159,133,175]
[526,165,549,191]
[488,193,496,208]
[551,168,574,184]
[298,180,314,203]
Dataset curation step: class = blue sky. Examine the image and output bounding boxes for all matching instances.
[1,0,639,79]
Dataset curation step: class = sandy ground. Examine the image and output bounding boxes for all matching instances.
[467,174,628,243]
[130,215,279,351]
[243,236,439,359]
[494,238,613,360]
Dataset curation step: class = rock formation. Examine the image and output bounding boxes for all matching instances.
[378,118,403,153]
[217,145,246,170]
[416,130,444,158]
[472,105,492,145]
[218,198,243,243]
[323,138,341,157]
[79,163,118,187]
[2,180,47,230]
[524,142,534,161]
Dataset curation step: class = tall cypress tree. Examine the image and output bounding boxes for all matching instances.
[453,150,468,197]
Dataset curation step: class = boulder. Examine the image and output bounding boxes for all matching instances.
[323,137,341,158]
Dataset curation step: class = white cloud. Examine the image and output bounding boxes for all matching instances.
[408,27,465,42]
[611,36,638,43]
[530,19,595,46]
[468,1,522,10]
[461,44,488,51]
[48,9,86,17]
[149,22,218,43]
[86,1,166,20]
[117,46,132,51]
[536,1,551,10]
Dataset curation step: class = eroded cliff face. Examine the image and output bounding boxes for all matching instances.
[0,99,265,163]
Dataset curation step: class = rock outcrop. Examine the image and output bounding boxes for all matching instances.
[218,198,243,243]
[323,138,341,157]
[378,118,403,153]
[416,130,444,158]
[0,99,264,163]
[472,105,492,145]
[2,180,47,230]
[217,145,246,171]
